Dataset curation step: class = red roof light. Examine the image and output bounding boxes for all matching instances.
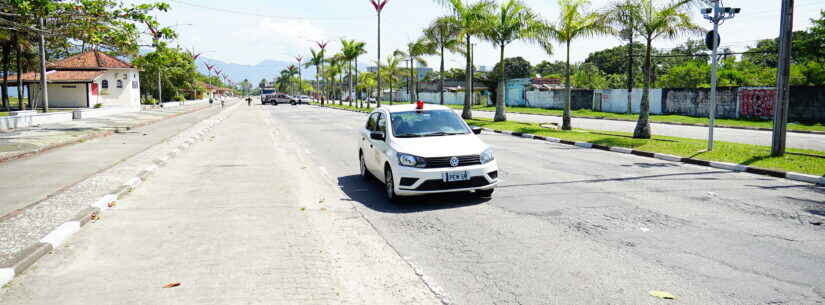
[416,100,424,110]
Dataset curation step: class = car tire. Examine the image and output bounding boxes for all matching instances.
[359,153,371,180]
[475,189,494,198]
[384,166,402,203]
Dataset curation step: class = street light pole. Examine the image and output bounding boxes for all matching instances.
[371,0,389,108]
[702,2,739,151]
[772,0,794,156]
[38,17,49,113]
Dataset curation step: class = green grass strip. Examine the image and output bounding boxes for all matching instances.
[445,104,825,133]
[465,118,825,176]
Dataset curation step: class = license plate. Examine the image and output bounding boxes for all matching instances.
[444,171,469,182]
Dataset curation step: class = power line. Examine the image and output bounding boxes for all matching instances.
[168,0,370,22]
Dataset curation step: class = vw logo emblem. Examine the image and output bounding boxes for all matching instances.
[449,156,460,167]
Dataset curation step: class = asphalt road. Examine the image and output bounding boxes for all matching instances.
[3,104,824,304]
[469,110,825,151]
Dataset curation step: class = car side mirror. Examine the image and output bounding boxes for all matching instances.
[370,131,385,141]
[471,126,483,135]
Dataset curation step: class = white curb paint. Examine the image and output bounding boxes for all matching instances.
[575,142,593,148]
[145,164,159,173]
[521,133,535,139]
[124,177,142,189]
[786,172,823,184]
[39,221,81,248]
[709,161,747,172]
[654,153,682,162]
[501,130,512,135]
[610,147,633,154]
[92,194,117,209]
[0,268,14,287]
[544,137,560,143]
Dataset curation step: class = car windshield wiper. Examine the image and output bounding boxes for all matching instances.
[421,131,465,137]
[395,133,423,138]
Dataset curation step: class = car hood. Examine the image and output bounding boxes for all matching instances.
[391,134,488,157]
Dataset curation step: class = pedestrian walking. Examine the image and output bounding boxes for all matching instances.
[247,96,252,106]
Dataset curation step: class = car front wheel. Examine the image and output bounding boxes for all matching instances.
[384,166,401,203]
[359,153,371,180]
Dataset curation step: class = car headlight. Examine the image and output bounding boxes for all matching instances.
[480,148,494,164]
[397,153,427,168]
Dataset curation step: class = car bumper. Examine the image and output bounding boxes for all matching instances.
[393,161,499,196]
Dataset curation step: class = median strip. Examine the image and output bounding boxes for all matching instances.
[314,103,825,185]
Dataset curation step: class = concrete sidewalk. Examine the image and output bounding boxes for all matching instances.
[0,102,226,217]
[0,103,439,305]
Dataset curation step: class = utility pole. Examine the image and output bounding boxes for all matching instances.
[702,2,739,151]
[772,0,794,156]
[38,17,48,113]
[623,1,634,114]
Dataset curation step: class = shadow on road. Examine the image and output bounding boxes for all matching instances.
[337,175,489,214]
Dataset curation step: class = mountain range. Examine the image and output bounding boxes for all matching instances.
[195,57,317,86]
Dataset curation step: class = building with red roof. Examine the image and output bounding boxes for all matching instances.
[9,50,141,109]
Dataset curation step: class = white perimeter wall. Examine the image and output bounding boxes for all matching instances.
[594,89,663,114]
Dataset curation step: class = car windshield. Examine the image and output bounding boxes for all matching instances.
[390,109,469,138]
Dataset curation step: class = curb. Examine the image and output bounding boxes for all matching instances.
[0,102,239,288]
[484,127,824,185]
[315,105,824,186]
[0,104,213,165]
[471,109,825,135]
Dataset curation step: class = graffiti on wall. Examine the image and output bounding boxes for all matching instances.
[738,87,776,118]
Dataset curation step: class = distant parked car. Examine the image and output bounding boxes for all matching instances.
[295,95,312,104]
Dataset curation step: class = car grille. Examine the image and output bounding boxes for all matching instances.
[424,155,481,168]
[416,176,490,191]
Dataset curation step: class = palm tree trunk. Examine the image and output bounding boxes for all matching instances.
[354,57,359,108]
[439,44,445,105]
[462,36,472,119]
[633,37,652,139]
[316,65,320,105]
[494,44,506,122]
[1,42,10,111]
[562,40,572,130]
[16,34,24,110]
[349,60,353,107]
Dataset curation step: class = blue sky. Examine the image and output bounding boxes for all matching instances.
[133,0,825,69]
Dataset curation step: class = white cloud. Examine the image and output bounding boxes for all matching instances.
[252,19,328,61]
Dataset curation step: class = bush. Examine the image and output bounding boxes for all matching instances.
[142,97,158,105]
[93,103,103,109]
[176,95,186,102]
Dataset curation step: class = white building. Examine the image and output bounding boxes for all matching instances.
[10,50,141,109]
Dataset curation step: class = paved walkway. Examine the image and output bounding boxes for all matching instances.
[0,103,439,305]
[0,102,228,217]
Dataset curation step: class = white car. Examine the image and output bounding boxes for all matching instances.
[358,103,499,202]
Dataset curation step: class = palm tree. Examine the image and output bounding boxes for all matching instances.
[434,0,495,119]
[305,48,325,103]
[610,0,701,138]
[424,17,461,105]
[481,0,543,121]
[340,39,368,107]
[351,42,368,107]
[542,0,611,129]
[381,55,402,104]
[286,65,298,95]
[396,39,436,103]
[326,55,344,104]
